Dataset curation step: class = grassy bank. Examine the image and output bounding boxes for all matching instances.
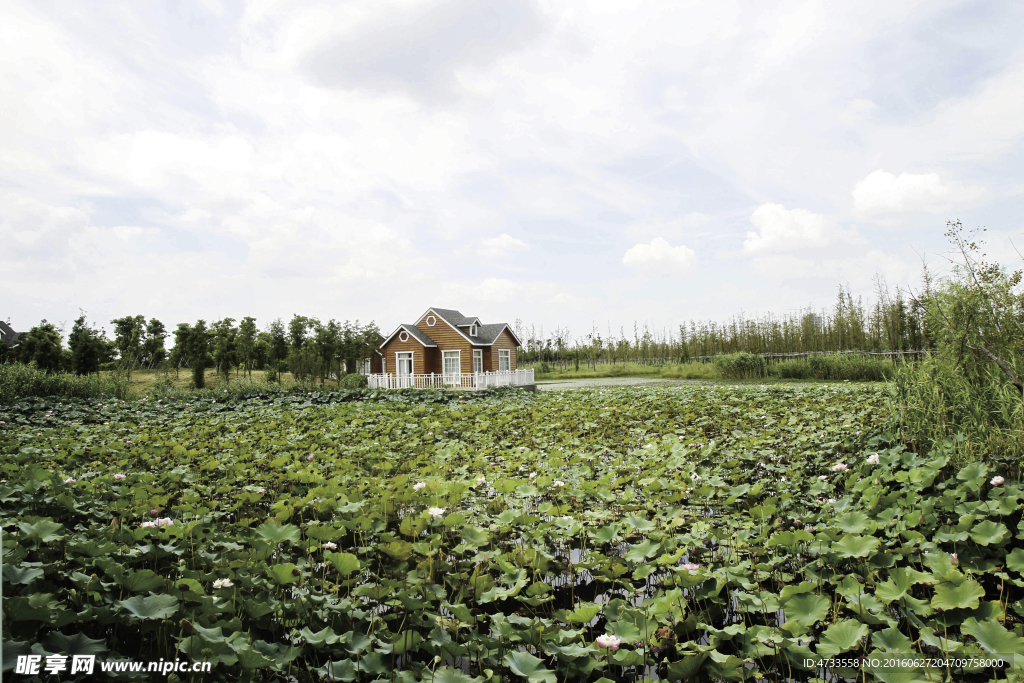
[528,353,897,382]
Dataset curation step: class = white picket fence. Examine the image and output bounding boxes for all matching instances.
[367,369,535,390]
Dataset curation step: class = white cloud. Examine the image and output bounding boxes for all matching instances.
[743,204,849,252]
[478,233,529,257]
[852,170,986,214]
[622,237,696,276]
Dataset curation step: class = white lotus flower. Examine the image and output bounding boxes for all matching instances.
[831,463,848,472]
[553,480,565,487]
[322,542,338,550]
[413,482,426,491]
[866,453,880,465]
[595,634,621,651]
[213,578,234,589]
[991,475,1005,486]
[427,507,446,518]
[475,476,486,484]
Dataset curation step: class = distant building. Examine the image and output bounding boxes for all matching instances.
[0,321,19,347]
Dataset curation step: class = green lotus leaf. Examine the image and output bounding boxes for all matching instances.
[957,461,988,485]
[122,569,165,593]
[566,602,602,624]
[1008,547,1024,573]
[318,658,358,682]
[462,526,490,545]
[831,534,881,558]
[40,631,108,656]
[253,521,301,544]
[504,651,557,683]
[431,667,486,683]
[301,627,341,647]
[2,565,44,585]
[833,510,874,533]
[970,520,1009,546]
[816,619,869,655]
[875,567,935,603]
[666,654,707,681]
[960,617,1024,658]
[236,646,276,669]
[267,563,301,584]
[17,519,65,543]
[116,594,179,620]
[625,539,660,563]
[325,551,360,576]
[781,592,830,627]
[870,627,915,652]
[931,579,986,611]
[623,515,656,531]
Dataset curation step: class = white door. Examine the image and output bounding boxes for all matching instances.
[443,350,461,385]
[473,349,483,373]
[396,352,413,388]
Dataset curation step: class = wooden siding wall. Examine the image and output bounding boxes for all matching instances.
[488,328,518,371]
[380,335,431,375]
[416,312,473,373]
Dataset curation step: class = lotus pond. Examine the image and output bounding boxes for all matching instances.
[2,384,1024,682]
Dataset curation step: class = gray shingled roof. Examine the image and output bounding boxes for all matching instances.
[474,323,510,345]
[401,325,437,347]
[430,308,479,327]
[0,321,19,346]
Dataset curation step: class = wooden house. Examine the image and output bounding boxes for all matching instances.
[370,307,532,389]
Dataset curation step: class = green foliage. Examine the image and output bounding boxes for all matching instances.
[68,313,107,376]
[3,384,1023,681]
[18,320,64,372]
[340,372,369,389]
[0,362,132,403]
[713,351,767,379]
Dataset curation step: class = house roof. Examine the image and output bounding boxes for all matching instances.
[380,307,523,348]
[0,321,19,346]
[379,324,438,348]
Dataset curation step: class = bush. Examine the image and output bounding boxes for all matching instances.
[0,363,133,403]
[770,359,814,379]
[713,352,767,379]
[340,372,369,389]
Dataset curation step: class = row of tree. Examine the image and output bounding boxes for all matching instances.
[0,313,380,386]
[514,281,931,369]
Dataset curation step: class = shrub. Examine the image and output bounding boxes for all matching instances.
[340,372,369,389]
[713,352,767,379]
[770,359,814,379]
[0,363,133,403]
[192,361,206,389]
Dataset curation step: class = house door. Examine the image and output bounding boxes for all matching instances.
[396,352,413,388]
[473,349,483,373]
[442,350,460,385]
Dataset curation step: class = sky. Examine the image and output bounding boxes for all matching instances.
[2,0,1023,344]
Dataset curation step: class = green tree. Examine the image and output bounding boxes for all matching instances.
[237,316,257,378]
[190,320,210,388]
[20,320,64,372]
[110,315,146,376]
[211,318,237,382]
[143,319,167,367]
[68,313,106,375]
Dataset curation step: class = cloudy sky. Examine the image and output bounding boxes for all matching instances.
[3,0,1023,343]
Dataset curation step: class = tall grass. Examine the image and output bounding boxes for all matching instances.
[0,363,134,403]
[890,354,1024,470]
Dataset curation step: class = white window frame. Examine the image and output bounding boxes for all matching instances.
[399,330,409,342]
[469,324,477,337]
[426,316,436,326]
[498,349,510,372]
[442,350,461,384]
[473,349,483,373]
[359,358,371,375]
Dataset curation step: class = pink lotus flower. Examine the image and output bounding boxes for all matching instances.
[680,563,701,571]
[991,476,1005,486]
[113,473,126,480]
[596,635,621,651]
[307,454,315,461]
[150,508,159,515]
[831,463,848,472]
[64,477,75,484]
[950,553,958,566]
[818,475,828,481]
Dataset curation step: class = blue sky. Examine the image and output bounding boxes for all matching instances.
[2,0,1023,343]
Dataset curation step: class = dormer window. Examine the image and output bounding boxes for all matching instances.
[470,324,477,337]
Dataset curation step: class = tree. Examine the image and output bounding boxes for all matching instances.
[144,319,167,367]
[211,318,237,382]
[237,316,257,378]
[68,313,106,375]
[111,315,146,376]
[190,320,210,388]
[20,320,64,372]
[170,323,192,379]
